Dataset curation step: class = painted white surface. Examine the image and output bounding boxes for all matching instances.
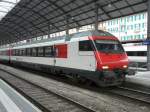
[10,41,96,71]
[1,80,42,112]
[11,56,54,66]
[124,45,147,52]
[0,88,22,112]
[128,56,146,62]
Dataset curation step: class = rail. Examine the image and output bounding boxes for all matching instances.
[0,70,96,112]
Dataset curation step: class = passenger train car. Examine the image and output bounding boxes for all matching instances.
[0,30,129,86]
[124,45,147,68]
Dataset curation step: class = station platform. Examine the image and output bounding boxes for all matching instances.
[0,79,42,112]
[126,71,150,87]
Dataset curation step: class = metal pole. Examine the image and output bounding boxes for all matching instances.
[66,15,69,35]
[48,22,51,38]
[147,0,150,70]
[95,3,98,30]
[65,15,69,41]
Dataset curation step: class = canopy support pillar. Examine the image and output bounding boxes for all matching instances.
[147,0,150,70]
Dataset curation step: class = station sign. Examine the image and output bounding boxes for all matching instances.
[143,40,150,45]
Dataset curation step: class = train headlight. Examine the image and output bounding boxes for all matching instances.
[123,65,128,68]
[102,66,109,70]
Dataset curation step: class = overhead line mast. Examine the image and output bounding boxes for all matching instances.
[95,1,99,31]
[147,0,150,70]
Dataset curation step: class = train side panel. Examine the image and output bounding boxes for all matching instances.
[54,41,96,71]
[10,41,96,72]
[10,56,54,66]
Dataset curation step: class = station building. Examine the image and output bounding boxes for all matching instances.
[99,12,147,41]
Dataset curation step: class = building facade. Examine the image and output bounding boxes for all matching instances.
[99,12,147,41]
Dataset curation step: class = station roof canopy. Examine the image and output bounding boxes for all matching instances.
[0,0,148,44]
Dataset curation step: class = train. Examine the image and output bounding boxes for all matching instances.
[124,44,147,68]
[0,30,130,86]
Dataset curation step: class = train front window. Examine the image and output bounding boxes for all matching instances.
[95,40,124,53]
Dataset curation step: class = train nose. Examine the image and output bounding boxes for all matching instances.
[95,52,128,70]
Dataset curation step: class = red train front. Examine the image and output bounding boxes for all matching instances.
[88,31,129,86]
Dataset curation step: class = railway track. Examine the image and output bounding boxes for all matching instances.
[0,70,96,112]
[106,86,150,105]
[1,65,150,112]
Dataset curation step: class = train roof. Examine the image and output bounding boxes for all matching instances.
[0,30,116,50]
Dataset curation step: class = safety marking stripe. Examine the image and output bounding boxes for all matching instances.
[0,88,22,112]
[1,79,42,112]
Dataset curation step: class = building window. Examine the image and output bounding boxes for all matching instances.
[131,16,133,21]
[134,35,136,39]
[138,35,140,39]
[138,23,140,30]
[121,18,122,22]
[124,18,126,23]
[142,34,144,39]
[131,25,133,30]
[127,17,129,22]
[139,14,141,20]
[142,13,145,19]
[142,23,145,28]
[131,35,133,40]
[108,21,110,26]
[116,19,118,24]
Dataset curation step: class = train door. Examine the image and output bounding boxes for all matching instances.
[44,46,55,66]
[8,48,11,64]
[53,44,68,67]
[53,45,57,66]
[78,39,96,71]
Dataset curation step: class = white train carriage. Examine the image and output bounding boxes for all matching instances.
[0,47,10,63]
[0,30,129,86]
[123,45,147,68]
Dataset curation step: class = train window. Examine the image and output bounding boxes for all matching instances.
[16,49,19,56]
[32,48,37,57]
[45,46,53,57]
[14,49,17,56]
[26,48,32,56]
[79,40,93,51]
[95,40,124,53]
[127,52,134,56]
[137,51,147,56]
[12,49,16,56]
[38,47,44,57]
[18,49,21,56]
[21,49,26,56]
[127,51,147,56]
[15,49,19,56]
